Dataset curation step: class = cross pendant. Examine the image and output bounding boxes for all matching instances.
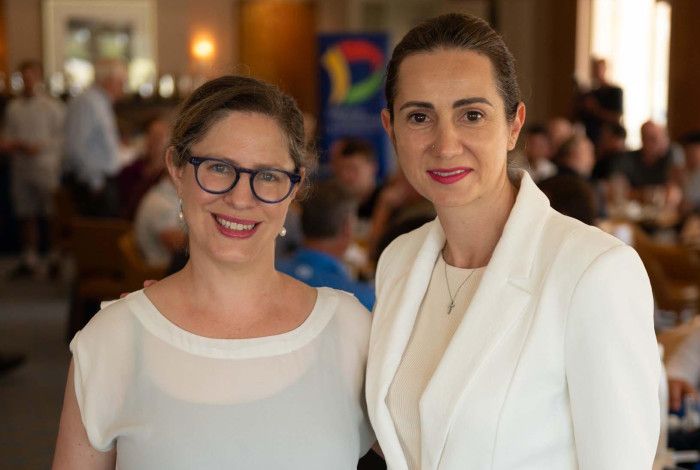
[447,300,455,314]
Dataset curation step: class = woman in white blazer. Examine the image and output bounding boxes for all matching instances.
[368,13,660,470]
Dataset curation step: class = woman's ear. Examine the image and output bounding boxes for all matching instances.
[291,167,307,200]
[165,147,185,194]
[508,102,527,151]
[380,108,396,145]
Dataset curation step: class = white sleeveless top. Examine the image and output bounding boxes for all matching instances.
[70,287,374,469]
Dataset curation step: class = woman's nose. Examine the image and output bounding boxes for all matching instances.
[433,122,462,158]
[222,174,257,207]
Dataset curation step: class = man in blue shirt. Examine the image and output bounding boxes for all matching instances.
[277,180,375,310]
[64,58,126,217]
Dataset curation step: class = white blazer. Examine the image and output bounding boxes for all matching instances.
[367,172,660,470]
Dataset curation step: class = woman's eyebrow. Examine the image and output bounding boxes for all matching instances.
[453,97,494,108]
[398,101,433,111]
[398,97,494,111]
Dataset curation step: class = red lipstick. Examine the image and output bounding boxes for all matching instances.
[212,214,259,239]
[427,167,472,184]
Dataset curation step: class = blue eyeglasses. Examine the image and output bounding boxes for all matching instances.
[187,156,301,204]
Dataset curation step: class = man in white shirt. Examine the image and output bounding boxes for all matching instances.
[64,58,126,217]
[4,60,64,278]
[134,176,186,268]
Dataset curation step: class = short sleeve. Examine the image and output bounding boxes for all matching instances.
[70,331,116,452]
[69,302,136,452]
[565,244,660,470]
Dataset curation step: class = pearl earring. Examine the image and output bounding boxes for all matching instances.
[279,226,287,237]
[178,198,184,222]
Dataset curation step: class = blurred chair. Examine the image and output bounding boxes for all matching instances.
[66,217,131,340]
[52,187,77,255]
[118,231,166,292]
[632,225,700,322]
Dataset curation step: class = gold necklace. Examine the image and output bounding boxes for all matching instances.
[444,259,476,315]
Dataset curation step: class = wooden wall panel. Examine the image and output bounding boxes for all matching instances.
[668,0,700,139]
[239,1,316,113]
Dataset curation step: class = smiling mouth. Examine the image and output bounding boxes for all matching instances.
[430,169,468,177]
[214,216,256,231]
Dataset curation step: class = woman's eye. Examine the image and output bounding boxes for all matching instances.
[208,163,232,174]
[408,113,429,124]
[258,170,280,183]
[465,110,484,122]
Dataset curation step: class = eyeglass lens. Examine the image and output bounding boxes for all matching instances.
[196,160,294,202]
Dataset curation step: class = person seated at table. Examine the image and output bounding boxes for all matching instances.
[52,75,374,469]
[133,174,186,269]
[538,173,598,226]
[330,137,383,225]
[592,122,627,181]
[117,116,171,219]
[679,131,700,215]
[615,120,683,190]
[523,124,556,182]
[552,133,596,179]
[366,169,435,265]
[277,180,375,310]
[547,116,575,154]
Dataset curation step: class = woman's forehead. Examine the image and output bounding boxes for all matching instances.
[394,49,499,104]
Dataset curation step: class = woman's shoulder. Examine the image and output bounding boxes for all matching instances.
[318,287,372,337]
[70,291,144,353]
[376,218,438,274]
[544,208,625,259]
[319,287,371,321]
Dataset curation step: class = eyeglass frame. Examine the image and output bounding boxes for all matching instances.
[187,155,302,204]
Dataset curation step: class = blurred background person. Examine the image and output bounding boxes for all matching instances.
[553,133,596,179]
[133,174,186,270]
[616,120,681,190]
[277,180,375,310]
[367,169,435,265]
[64,58,127,217]
[576,57,624,145]
[539,174,598,226]
[118,116,171,220]
[330,137,383,228]
[523,124,556,182]
[591,121,627,181]
[547,116,575,154]
[4,60,64,279]
[678,131,700,216]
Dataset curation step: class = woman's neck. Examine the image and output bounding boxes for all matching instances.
[437,176,517,269]
[173,248,282,320]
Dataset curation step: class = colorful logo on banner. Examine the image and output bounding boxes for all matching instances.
[321,39,384,105]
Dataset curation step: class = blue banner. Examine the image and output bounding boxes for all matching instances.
[318,33,390,180]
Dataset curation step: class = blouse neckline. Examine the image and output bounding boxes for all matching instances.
[125,287,336,359]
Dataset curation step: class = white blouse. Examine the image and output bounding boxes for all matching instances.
[70,287,374,469]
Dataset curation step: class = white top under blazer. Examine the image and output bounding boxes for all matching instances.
[70,287,374,469]
[367,171,660,470]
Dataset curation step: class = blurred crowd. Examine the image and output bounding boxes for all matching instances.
[1,56,700,335]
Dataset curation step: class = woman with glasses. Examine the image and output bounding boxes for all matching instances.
[366,13,660,469]
[53,76,374,469]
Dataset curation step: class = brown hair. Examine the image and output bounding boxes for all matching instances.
[385,13,521,122]
[170,75,316,193]
[336,137,376,163]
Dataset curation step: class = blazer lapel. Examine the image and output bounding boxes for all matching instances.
[367,220,445,469]
[419,173,551,470]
